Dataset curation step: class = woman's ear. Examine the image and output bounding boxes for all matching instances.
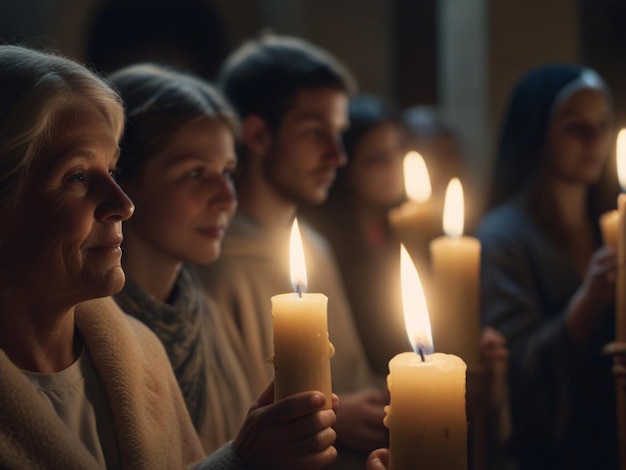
[241,114,273,160]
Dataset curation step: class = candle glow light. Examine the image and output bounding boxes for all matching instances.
[271,219,334,407]
[384,244,467,470]
[429,178,481,366]
[617,129,626,343]
[388,151,440,266]
[599,128,626,470]
[400,244,433,355]
[600,130,626,250]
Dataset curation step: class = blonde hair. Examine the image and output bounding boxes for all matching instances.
[0,45,124,216]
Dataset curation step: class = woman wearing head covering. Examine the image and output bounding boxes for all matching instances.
[477,64,618,469]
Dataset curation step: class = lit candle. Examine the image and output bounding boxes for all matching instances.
[389,151,440,266]
[599,129,626,251]
[429,178,481,367]
[600,128,626,470]
[600,210,619,250]
[617,132,626,470]
[271,218,334,408]
[384,244,467,470]
[616,130,626,342]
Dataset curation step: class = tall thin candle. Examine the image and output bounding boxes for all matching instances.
[429,178,481,366]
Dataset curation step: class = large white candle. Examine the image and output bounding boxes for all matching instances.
[384,245,467,470]
[429,178,481,367]
[389,151,440,267]
[272,219,334,408]
[601,128,626,470]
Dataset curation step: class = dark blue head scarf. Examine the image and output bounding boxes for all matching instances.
[488,64,611,209]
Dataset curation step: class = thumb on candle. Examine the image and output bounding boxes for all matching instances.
[250,381,275,412]
[367,449,390,470]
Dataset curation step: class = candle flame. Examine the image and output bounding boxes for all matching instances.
[403,151,432,203]
[400,244,434,354]
[289,218,307,293]
[618,129,626,191]
[443,178,464,237]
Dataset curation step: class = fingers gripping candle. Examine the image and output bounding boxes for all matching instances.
[271,218,334,408]
[384,245,468,470]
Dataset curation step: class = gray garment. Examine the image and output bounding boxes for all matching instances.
[477,198,617,470]
[194,442,248,470]
[114,265,253,454]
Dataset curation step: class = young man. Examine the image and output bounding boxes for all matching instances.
[196,35,388,468]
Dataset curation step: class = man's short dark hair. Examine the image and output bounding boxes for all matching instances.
[218,34,356,130]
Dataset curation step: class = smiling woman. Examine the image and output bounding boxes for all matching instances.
[0,47,339,470]
[109,64,340,470]
[109,64,249,451]
[0,45,204,469]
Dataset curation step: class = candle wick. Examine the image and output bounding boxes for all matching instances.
[418,346,425,362]
[296,284,302,298]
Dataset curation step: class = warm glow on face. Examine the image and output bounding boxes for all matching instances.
[618,129,626,190]
[403,151,432,203]
[443,178,464,237]
[290,218,308,292]
[400,244,434,354]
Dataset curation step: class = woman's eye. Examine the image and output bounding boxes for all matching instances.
[67,170,85,184]
[223,168,236,180]
[108,167,121,179]
[187,167,204,179]
[309,128,325,139]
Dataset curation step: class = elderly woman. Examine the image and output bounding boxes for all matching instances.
[0,45,337,470]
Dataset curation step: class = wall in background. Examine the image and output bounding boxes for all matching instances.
[2,0,625,213]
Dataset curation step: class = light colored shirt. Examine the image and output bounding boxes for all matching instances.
[21,344,120,469]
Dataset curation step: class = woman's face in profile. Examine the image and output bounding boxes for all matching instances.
[347,122,405,208]
[543,87,613,186]
[0,102,134,306]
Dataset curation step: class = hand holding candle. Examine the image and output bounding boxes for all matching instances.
[384,244,467,470]
[429,178,481,367]
[271,219,334,408]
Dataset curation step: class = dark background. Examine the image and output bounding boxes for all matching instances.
[2,0,624,213]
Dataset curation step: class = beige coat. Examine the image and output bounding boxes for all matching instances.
[0,296,205,470]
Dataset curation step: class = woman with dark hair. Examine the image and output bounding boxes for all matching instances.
[477,64,618,469]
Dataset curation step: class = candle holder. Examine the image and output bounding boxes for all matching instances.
[602,341,626,470]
